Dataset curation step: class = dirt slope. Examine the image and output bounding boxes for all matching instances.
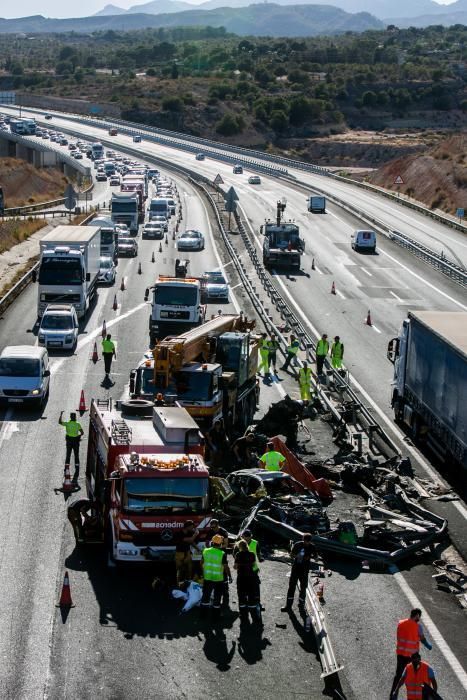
[367,134,467,214]
[0,158,68,208]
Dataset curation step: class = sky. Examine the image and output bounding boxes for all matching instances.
[0,0,456,20]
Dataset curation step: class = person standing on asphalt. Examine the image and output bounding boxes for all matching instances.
[281,533,315,610]
[206,519,229,607]
[258,442,286,471]
[232,432,258,467]
[101,333,116,377]
[391,652,438,700]
[175,520,199,585]
[200,534,231,619]
[315,333,329,375]
[331,336,344,370]
[267,333,280,374]
[298,360,313,401]
[59,411,84,481]
[234,539,261,623]
[281,334,300,373]
[258,333,270,376]
[390,609,432,697]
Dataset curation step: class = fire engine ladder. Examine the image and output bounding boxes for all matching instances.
[111,419,132,445]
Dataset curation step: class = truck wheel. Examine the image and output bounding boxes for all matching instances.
[121,399,154,417]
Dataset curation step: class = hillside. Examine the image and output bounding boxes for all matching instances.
[0,5,383,35]
[0,158,68,209]
[367,134,467,215]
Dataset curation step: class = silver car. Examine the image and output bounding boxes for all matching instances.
[38,304,79,351]
[204,271,229,300]
[177,230,205,251]
[98,257,116,285]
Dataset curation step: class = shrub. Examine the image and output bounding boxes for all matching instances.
[215,113,244,136]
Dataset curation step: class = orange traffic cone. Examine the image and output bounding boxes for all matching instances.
[78,390,87,412]
[101,320,106,338]
[120,277,125,291]
[113,295,118,311]
[151,251,155,263]
[165,235,168,245]
[62,464,74,493]
[176,222,179,233]
[365,309,372,326]
[172,230,176,240]
[138,262,142,275]
[311,258,315,270]
[57,571,74,608]
[331,281,336,295]
[91,341,98,363]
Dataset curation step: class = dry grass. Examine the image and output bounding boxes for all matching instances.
[0,219,47,255]
[1,158,68,209]
[0,256,38,299]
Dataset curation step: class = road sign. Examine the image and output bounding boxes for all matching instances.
[394,175,404,185]
[456,208,464,219]
[213,174,224,185]
[224,186,239,213]
[64,184,77,211]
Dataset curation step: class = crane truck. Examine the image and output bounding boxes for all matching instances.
[387,311,467,472]
[261,199,305,270]
[68,397,223,564]
[129,313,260,433]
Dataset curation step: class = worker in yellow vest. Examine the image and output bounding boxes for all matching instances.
[200,535,231,618]
[258,333,270,376]
[315,333,329,375]
[281,334,300,373]
[258,442,286,471]
[59,410,84,480]
[298,361,313,401]
[101,334,116,377]
[331,336,344,369]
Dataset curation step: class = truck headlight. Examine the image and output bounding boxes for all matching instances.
[40,293,46,301]
[65,335,73,342]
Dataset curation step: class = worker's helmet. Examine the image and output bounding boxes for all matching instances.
[211,534,224,545]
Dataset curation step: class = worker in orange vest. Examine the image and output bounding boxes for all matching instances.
[390,608,432,697]
[391,652,438,700]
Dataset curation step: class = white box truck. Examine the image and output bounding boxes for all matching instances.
[307,196,326,213]
[37,225,101,318]
[111,192,139,234]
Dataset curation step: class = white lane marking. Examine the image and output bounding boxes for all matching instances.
[335,288,346,300]
[371,324,382,334]
[361,267,372,277]
[0,408,15,448]
[313,264,323,275]
[328,209,467,311]
[389,290,403,303]
[390,565,467,689]
[230,282,242,290]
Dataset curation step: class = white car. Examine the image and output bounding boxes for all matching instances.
[142,222,164,240]
[98,257,116,285]
[0,345,50,407]
[38,304,79,351]
[177,230,205,251]
[248,175,261,185]
[115,223,130,236]
[109,175,121,186]
[204,271,229,300]
[149,215,168,231]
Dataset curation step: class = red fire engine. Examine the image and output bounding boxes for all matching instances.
[72,398,217,565]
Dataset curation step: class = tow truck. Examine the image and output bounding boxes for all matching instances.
[129,313,260,432]
[144,275,207,344]
[261,199,305,270]
[68,397,222,565]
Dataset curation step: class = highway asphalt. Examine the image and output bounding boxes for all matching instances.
[0,110,466,699]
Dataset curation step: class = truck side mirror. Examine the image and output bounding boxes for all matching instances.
[387,338,399,364]
[144,287,149,301]
[129,370,136,395]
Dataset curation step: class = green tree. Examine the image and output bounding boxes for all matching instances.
[362,90,377,107]
[215,113,244,136]
[270,110,289,133]
[289,96,323,126]
[161,96,183,112]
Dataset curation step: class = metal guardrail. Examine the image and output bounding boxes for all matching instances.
[389,230,467,285]
[4,197,65,215]
[304,582,344,678]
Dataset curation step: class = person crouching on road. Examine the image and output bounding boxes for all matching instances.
[234,540,261,623]
[200,534,231,619]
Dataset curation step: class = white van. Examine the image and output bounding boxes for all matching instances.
[0,346,50,407]
[351,229,376,253]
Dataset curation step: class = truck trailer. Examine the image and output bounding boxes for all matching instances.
[307,195,326,213]
[387,311,467,472]
[37,225,101,318]
[69,398,217,564]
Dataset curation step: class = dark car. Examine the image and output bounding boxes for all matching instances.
[118,237,138,257]
[226,469,330,533]
[233,164,243,174]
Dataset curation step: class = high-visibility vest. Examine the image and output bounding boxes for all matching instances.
[299,367,312,386]
[268,339,279,352]
[288,340,300,355]
[202,547,225,581]
[260,338,269,350]
[63,420,82,438]
[316,339,329,356]
[396,618,421,657]
[102,339,115,354]
[248,538,260,572]
[404,661,431,700]
[331,341,343,359]
[261,450,285,471]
